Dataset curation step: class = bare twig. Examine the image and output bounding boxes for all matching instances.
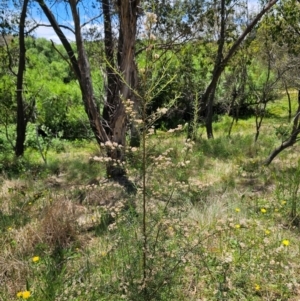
[27,23,75,35]
[1,33,17,76]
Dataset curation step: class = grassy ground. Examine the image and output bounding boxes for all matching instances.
[1,98,300,300]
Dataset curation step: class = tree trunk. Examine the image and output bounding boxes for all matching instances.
[204,0,226,139]
[102,0,119,135]
[284,81,292,122]
[254,101,267,142]
[118,0,140,147]
[227,90,238,137]
[37,0,81,78]
[106,0,140,177]
[200,0,279,139]
[265,90,300,165]
[205,92,215,139]
[69,0,109,145]
[37,0,109,145]
[37,0,140,184]
[35,0,140,191]
[15,0,29,157]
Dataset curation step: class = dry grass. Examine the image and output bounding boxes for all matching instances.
[2,122,300,300]
[0,178,28,213]
[39,199,83,249]
[0,253,30,297]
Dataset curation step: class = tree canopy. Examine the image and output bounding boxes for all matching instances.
[1,0,300,165]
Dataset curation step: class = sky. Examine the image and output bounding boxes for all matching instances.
[34,25,73,43]
[27,1,104,43]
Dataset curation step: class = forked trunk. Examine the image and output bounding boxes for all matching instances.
[200,0,279,139]
[37,0,109,145]
[37,0,139,183]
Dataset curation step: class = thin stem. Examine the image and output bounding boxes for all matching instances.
[142,95,147,295]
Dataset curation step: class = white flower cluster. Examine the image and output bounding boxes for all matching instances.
[168,124,183,133]
[100,141,123,150]
[156,107,168,115]
[144,12,157,30]
[144,12,157,41]
[124,98,136,119]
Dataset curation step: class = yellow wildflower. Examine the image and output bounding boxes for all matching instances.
[7,227,12,231]
[17,291,31,299]
[235,208,240,212]
[282,239,290,246]
[22,291,31,299]
[261,208,267,213]
[274,208,279,212]
[265,230,271,235]
[235,224,241,229]
[17,292,23,298]
[254,284,260,291]
[281,200,287,205]
[32,256,40,263]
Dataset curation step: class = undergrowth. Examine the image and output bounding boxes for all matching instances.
[1,117,300,300]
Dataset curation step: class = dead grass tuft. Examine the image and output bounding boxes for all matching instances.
[0,178,28,213]
[0,253,30,296]
[12,222,43,256]
[40,199,82,249]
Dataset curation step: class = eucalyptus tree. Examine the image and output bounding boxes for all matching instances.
[250,14,300,146]
[0,0,34,156]
[34,0,140,179]
[0,1,45,156]
[144,0,279,139]
[251,37,281,142]
[263,0,300,164]
[101,0,140,150]
[200,0,279,138]
[1,0,140,178]
[15,0,31,156]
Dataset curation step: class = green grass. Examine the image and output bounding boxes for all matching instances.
[2,103,300,300]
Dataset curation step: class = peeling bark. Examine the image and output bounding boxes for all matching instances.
[106,0,140,177]
[36,0,139,184]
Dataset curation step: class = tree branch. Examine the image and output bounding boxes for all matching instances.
[1,33,17,76]
[27,23,75,35]
[36,0,81,80]
[81,13,103,29]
